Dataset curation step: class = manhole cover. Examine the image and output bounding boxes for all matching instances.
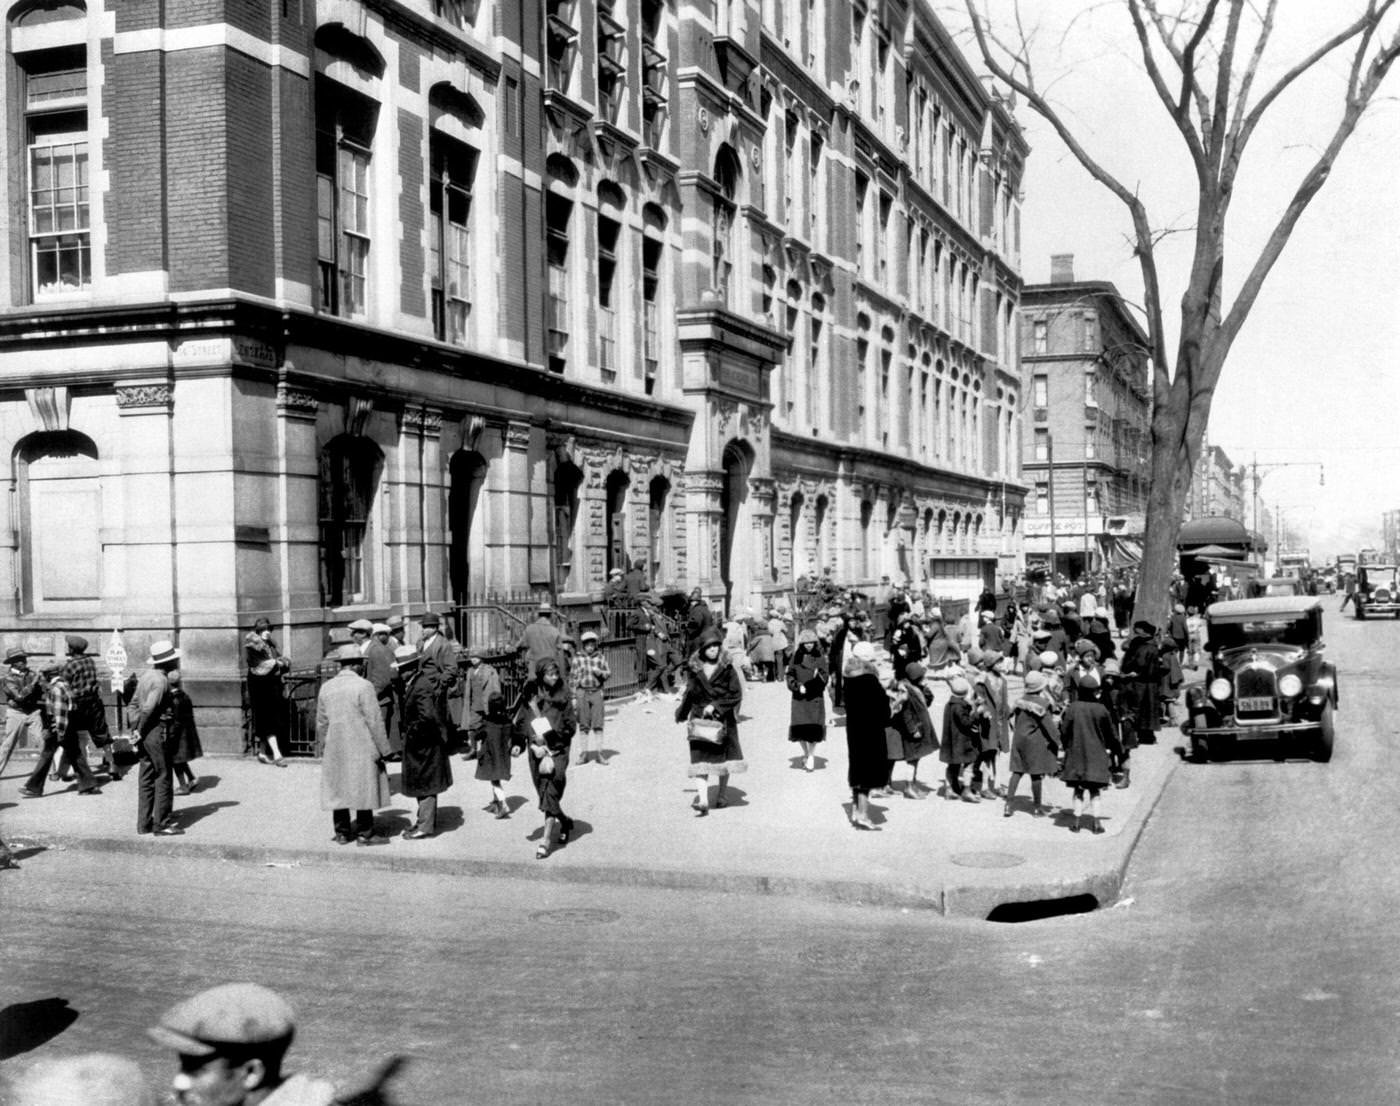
[950,851,1026,869]
[528,908,621,926]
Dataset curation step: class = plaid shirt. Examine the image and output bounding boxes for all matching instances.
[4,666,44,713]
[63,654,100,700]
[571,649,611,691]
[45,676,73,735]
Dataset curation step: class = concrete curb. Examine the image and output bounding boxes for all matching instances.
[7,749,1177,917]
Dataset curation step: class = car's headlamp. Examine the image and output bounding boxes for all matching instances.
[1278,673,1303,698]
[1209,677,1232,701]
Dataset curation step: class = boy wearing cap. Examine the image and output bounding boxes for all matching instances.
[939,676,986,802]
[148,982,335,1105]
[64,634,118,779]
[1004,670,1059,819]
[571,630,611,765]
[393,644,452,838]
[132,642,184,834]
[20,658,103,798]
[1,646,44,777]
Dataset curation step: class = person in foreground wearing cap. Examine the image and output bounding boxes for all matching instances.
[1,646,45,778]
[675,628,745,817]
[131,641,183,834]
[317,644,393,845]
[393,644,452,838]
[512,657,577,858]
[840,640,888,828]
[63,633,117,779]
[1058,670,1118,834]
[1004,670,1058,819]
[20,657,103,798]
[149,982,335,1105]
[939,675,986,802]
[244,618,289,767]
[971,648,1010,800]
[785,629,828,772]
[6,1052,157,1106]
[362,623,401,760]
[572,629,612,766]
[515,604,562,677]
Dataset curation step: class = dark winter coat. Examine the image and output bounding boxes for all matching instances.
[889,623,924,680]
[891,679,938,762]
[398,671,453,798]
[1008,694,1059,776]
[675,653,745,773]
[513,676,577,816]
[1119,633,1163,737]
[785,647,828,742]
[1059,697,1119,788]
[939,697,983,766]
[842,671,891,792]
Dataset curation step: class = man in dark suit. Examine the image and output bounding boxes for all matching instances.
[363,623,400,757]
[684,588,713,658]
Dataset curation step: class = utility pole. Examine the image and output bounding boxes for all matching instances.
[1082,447,1090,576]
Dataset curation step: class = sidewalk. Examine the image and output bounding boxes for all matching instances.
[0,677,1178,918]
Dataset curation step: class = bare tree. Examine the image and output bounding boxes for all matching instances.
[962,0,1400,624]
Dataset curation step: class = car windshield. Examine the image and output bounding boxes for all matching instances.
[1211,617,1314,649]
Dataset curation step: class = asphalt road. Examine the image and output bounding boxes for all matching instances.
[5,604,1400,1105]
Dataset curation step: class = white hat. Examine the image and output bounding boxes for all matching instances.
[393,644,419,666]
[581,630,600,643]
[148,640,180,666]
[852,640,877,662]
[371,623,392,635]
[347,619,374,634]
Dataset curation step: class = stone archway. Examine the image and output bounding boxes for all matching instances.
[719,439,755,615]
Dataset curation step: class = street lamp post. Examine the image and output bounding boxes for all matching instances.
[1047,432,1057,578]
[1250,455,1324,561]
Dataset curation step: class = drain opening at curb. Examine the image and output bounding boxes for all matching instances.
[985,893,1100,923]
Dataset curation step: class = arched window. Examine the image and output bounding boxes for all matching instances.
[859,498,874,580]
[712,144,741,306]
[13,0,91,301]
[427,86,480,346]
[605,469,630,575]
[15,429,100,611]
[545,154,578,374]
[813,493,829,571]
[597,181,626,381]
[647,475,670,584]
[320,434,383,606]
[789,491,805,577]
[448,450,487,604]
[315,65,380,319]
[642,204,667,394]
[552,458,583,591]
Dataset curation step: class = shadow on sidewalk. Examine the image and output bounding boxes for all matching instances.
[189,774,222,792]
[171,800,238,828]
[0,996,79,1060]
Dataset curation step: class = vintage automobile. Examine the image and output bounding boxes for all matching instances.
[1181,596,1337,763]
[1260,575,1302,597]
[1353,563,1400,619]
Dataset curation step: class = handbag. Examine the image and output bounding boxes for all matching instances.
[686,717,725,745]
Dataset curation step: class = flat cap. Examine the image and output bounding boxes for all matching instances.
[371,623,392,636]
[346,619,374,633]
[5,646,26,664]
[386,615,406,630]
[65,634,89,652]
[148,983,295,1057]
[332,643,364,663]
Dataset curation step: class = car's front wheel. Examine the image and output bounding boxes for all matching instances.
[1356,604,1367,620]
[1313,702,1335,763]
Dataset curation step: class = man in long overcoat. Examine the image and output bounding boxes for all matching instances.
[318,644,392,845]
[394,645,452,838]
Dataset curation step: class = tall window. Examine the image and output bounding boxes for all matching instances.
[553,460,583,590]
[597,0,625,122]
[807,132,823,244]
[784,279,801,417]
[429,133,476,345]
[877,192,891,285]
[320,435,382,606]
[854,173,868,278]
[712,146,739,306]
[316,79,378,318]
[808,293,824,432]
[24,46,89,299]
[546,0,579,92]
[1033,373,1048,408]
[17,430,100,611]
[545,190,573,373]
[1036,482,1049,515]
[642,227,662,395]
[597,201,622,380]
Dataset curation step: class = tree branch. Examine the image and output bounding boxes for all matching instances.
[1141,0,1212,127]
[1227,5,1384,171]
[1215,27,1400,360]
[1207,0,1246,171]
[1125,0,1209,169]
[1178,0,1222,120]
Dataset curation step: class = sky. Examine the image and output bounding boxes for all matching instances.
[942,2,1400,560]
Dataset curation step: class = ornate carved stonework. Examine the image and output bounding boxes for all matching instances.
[505,421,533,452]
[400,407,444,437]
[346,396,374,438]
[277,385,319,420]
[713,400,738,435]
[115,384,172,412]
[25,386,69,433]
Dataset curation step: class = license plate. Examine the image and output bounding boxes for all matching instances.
[1237,696,1273,712]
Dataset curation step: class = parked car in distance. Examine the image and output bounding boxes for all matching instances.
[1181,596,1337,763]
[1261,576,1302,597]
[1353,563,1400,619]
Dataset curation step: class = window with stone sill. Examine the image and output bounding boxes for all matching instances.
[315,78,378,320]
[429,132,477,346]
[23,46,90,302]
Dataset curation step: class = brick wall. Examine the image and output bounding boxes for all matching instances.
[167,48,229,290]
[226,51,276,295]
[397,109,425,318]
[105,48,166,275]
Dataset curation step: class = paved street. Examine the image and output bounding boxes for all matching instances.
[6,609,1400,1103]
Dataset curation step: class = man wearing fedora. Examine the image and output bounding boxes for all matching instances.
[393,644,452,838]
[0,646,45,778]
[416,612,458,728]
[131,640,183,834]
[63,633,117,779]
[317,644,392,845]
[20,657,103,798]
[147,982,336,1105]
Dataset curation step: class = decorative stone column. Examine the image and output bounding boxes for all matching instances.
[502,421,540,592]
[399,406,444,609]
[685,471,725,594]
[748,476,775,593]
[274,379,322,620]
